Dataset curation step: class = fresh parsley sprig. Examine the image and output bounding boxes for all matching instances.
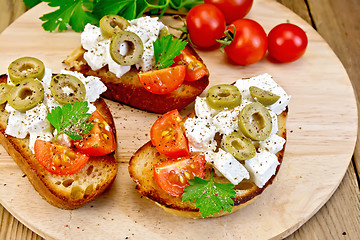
[153,34,187,69]
[23,0,203,32]
[182,172,236,218]
[47,101,94,141]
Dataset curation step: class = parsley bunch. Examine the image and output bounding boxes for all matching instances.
[182,172,236,218]
[23,0,203,32]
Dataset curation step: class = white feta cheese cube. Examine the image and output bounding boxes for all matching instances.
[234,73,290,115]
[259,134,286,154]
[269,109,278,135]
[244,149,280,188]
[184,117,217,152]
[205,149,250,185]
[212,107,241,135]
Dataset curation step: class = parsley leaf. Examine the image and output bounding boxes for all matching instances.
[47,101,94,140]
[153,34,187,69]
[23,0,41,8]
[182,172,236,218]
[39,0,98,32]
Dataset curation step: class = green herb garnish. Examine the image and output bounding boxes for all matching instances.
[23,0,203,32]
[182,172,236,218]
[153,34,187,69]
[47,101,94,140]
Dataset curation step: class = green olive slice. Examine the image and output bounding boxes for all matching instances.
[100,15,130,38]
[249,86,280,106]
[0,83,13,105]
[206,84,242,110]
[110,31,144,66]
[50,74,86,105]
[8,57,45,84]
[223,132,256,160]
[239,102,272,141]
[158,27,169,39]
[8,78,44,112]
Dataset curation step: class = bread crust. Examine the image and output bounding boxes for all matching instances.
[128,109,288,218]
[64,45,209,113]
[0,74,118,209]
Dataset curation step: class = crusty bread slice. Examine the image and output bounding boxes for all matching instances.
[0,74,118,209]
[64,45,209,113]
[128,109,288,218]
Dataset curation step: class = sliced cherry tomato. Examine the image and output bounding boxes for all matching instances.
[205,0,254,24]
[138,65,186,95]
[173,48,208,81]
[150,109,189,158]
[34,140,89,175]
[74,110,116,156]
[153,154,206,196]
[223,18,267,65]
[186,3,226,48]
[267,23,308,63]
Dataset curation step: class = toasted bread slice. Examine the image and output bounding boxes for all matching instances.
[64,45,209,113]
[0,74,118,209]
[128,109,287,218]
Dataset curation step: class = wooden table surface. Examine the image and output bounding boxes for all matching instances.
[0,0,359,239]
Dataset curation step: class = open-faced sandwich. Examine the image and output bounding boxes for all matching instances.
[0,57,117,209]
[129,73,290,218]
[64,15,209,113]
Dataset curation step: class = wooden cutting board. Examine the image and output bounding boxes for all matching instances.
[0,0,357,239]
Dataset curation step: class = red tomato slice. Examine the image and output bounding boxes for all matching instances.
[138,65,186,95]
[74,110,116,156]
[173,48,208,81]
[150,109,189,158]
[153,154,206,196]
[34,140,89,175]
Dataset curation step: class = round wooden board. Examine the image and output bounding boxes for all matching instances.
[0,1,357,239]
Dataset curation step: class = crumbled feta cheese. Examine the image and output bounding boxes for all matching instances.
[184,117,217,152]
[104,41,131,78]
[83,39,109,71]
[234,73,291,115]
[60,70,107,104]
[126,16,165,71]
[81,24,104,51]
[244,149,280,188]
[5,103,53,152]
[194,97,219,119]
[81,16,166,76]
[259,134,286,154]
[5,67,106,152]
[205,149,250,185]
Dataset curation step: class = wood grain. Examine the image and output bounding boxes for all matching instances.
[0,0,359,239]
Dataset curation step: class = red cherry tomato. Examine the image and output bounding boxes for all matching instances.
[267,23,308,62]
[172,47,209,81]
[34,140,89,175]
[150,109,189,158]
[223,19,267,65]
[204,0,254,24]
[138,65,186,95]
[153,154,206,196]
[186,3,226,48]
[74,110,116,156]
